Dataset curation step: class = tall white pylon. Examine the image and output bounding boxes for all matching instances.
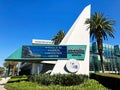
[51,5,91,76]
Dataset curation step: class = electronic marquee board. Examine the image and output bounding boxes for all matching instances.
[22,45,86,60]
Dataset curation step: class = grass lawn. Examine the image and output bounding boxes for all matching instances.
[5,79,108,90]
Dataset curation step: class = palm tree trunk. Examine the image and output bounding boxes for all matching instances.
[99,50,105,73]
[97,38,105,73]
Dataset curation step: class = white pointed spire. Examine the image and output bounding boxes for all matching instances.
[60,5,91,45]
[51,5,91,75]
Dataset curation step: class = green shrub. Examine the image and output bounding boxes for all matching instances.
[28,74,52,85]
[11,75,27,79]
[28,74,88,86]
[7,75,28,83]
[27,74,38,82]
[52,74,88,86]
[38,74,52,85]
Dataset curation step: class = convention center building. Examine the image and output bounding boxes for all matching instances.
[5,5,120,75]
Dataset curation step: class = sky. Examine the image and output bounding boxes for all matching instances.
[0,0,120,66]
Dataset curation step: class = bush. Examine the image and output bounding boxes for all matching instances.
[52,74,88,86]
[28,74,88,86]
[7,75,28,83]
[28,74,52,85]
[38,74,52,85]
[11,75,27,79]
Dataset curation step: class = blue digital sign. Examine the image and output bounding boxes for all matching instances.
[22,46,67,59]
[22,45,86,60]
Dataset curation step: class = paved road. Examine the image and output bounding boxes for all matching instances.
[0,77,10,90]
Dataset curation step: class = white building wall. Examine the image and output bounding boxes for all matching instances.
[31,63,43,74]
[51,5,91,76]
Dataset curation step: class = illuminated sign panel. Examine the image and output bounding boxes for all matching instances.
[22,45,86,60]
[67,45,86,60]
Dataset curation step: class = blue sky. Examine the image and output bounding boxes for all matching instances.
[0,0,120,66]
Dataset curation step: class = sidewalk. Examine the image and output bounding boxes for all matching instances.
[0,77,10,90]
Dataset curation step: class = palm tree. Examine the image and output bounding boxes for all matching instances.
[85,12,115,73]
[52,30,65,45]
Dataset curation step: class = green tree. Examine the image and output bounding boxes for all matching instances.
[52,30,65,45]
[85,12,115,73]
[3,61,18,76]
[0,67,5,75]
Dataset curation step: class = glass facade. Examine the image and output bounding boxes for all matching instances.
[90,42,120,73]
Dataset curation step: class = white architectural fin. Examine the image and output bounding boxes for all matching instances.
[60,5,91,45]
[51,5,91,75]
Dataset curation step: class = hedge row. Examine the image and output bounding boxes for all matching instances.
[10,75,27,79]
[7,75,28,83]
[90,73,120,90]
[28,74,88,86]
